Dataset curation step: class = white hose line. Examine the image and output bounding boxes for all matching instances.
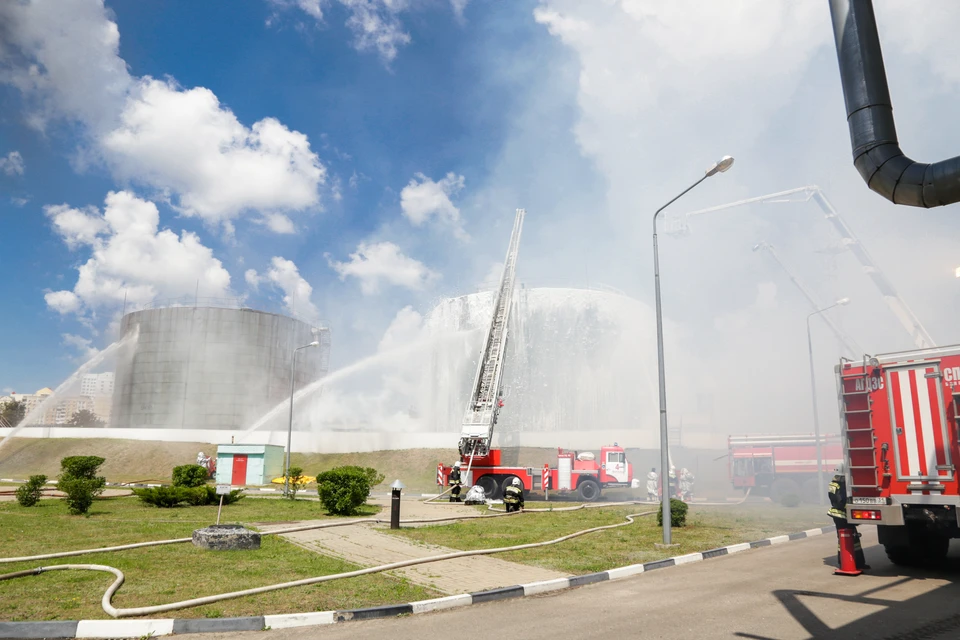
[0,510,525,566]
[2,510,655,618]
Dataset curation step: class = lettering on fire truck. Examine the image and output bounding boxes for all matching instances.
[943,366,960,387]
[854,375,884,392]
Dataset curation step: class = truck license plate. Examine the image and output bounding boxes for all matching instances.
[852,497,886,505]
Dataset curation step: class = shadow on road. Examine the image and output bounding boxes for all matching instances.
[735,544,960,639]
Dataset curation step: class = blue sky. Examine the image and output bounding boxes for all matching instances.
[1,0,582,391]
[3,0,960,437]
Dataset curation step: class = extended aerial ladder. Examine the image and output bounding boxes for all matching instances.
[670,185,936,350]
[458,208,525,460]
[751,240,863,358]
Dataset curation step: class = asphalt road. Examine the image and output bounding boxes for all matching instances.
[178,526,960,640]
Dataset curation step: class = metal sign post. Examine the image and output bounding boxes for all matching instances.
[216,484,231,525]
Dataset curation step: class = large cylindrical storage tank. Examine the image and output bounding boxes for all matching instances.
[112,307,329,432]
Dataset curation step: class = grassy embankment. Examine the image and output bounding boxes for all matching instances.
[389,502,830,575]
[0,495,438,621]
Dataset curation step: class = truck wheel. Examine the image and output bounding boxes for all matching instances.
[916,531,950,566]
[476,475,498,500]
[884,544,911,566]
[770,478,800,504]
[578,478,601,502]
[501,475,521,497]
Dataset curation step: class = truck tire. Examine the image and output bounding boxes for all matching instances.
[476,475,498,500]
[578,478,601,502]
[769,478,800,504]
[501,475,521,497]
[914,529,950,566]
[883,544,911,566]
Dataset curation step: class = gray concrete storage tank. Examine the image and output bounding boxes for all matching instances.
[112,306,329,431]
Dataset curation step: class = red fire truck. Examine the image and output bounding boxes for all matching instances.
[837,347,960,565]
[437,445,633,502]
[728,434,843,502]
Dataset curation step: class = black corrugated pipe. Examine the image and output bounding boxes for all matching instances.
[829,0,960,207]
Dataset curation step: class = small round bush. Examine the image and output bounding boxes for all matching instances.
[780,493,802,508]
[656,498,689,528]
[172,464,209,488]
[15,475,47,507]
[316,467,371,515]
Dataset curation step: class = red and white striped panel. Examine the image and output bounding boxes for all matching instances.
[888,366,949,480]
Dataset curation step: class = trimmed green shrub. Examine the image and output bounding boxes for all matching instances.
[780,493,802,508]
[316,466,371,515]
[57,456,106,515]
[15,475,47,507]
[134,485,244,508]
[656,498,689,528]
[338,466,385,489]
[284,466,308,500]
[133,486,189,508]
[172,464,209,488]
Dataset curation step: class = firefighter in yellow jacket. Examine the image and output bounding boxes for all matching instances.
[828,465,867,570]
[503,477,524,513]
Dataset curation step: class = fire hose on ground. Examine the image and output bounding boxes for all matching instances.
[0,503,656,618]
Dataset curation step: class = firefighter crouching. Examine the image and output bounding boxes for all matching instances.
[504,477,524,512]
[828,465,868,570]
[449,461,463,502]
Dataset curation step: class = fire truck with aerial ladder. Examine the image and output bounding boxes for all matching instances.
[436,209,634,502]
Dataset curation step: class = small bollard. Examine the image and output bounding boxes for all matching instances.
[390,479,404,530]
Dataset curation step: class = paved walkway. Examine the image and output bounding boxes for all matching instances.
[178,526,960,640]
[258,497,565,595]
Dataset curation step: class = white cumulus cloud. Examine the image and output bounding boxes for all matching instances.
[263,257,322,323]
[0,151,25,176]
[0,0,325,227]
[327,241,439,294]
[400,172,467,239]
[44,191,232,315]
[62,333,100,360]
[269,0,411,61]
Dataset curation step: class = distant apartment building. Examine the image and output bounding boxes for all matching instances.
[2,387,111,426]
[80,372,115,397]
[7,388,55,424]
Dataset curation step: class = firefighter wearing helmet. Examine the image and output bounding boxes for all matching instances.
[503,477,524,512]
[828,463,867,570]
[448,461,463,503]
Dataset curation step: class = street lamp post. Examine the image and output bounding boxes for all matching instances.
[807,297,850,505]
[654,155,734,546]
[285,340,320,497]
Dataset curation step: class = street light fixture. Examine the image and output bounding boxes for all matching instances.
[807,297,850,505]
[653,155,734,546]
[285,340,320,497]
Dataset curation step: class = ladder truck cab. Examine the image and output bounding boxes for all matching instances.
[837,346,960,566]
[438,445,633,502]
[728,434,843,503]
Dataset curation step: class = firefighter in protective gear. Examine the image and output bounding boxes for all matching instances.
[448,461,463,503]
[828,466,867,570]
[646,468,658,502]
[680,468,695,502]
[503,477,524,512]
[668,468,679,499]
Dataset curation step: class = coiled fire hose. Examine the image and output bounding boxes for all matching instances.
[0,504,655,618]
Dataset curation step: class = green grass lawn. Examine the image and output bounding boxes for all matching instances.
[0,495,438,621]
[389,502,831,575]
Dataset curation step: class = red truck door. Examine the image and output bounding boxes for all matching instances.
[886,363,953,484]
